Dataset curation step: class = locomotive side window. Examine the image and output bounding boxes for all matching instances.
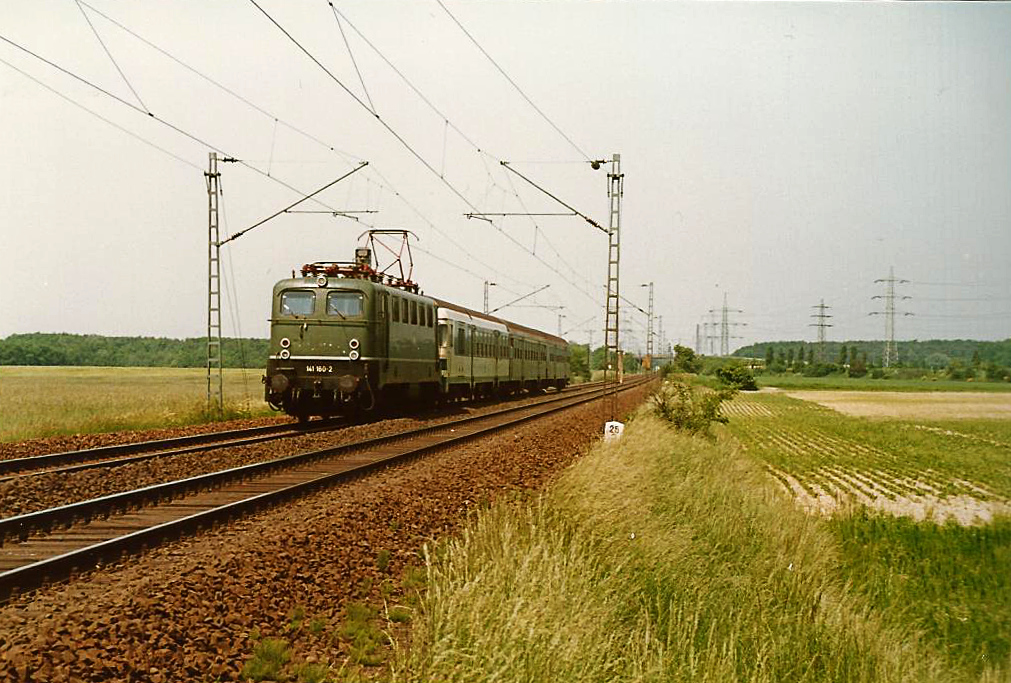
[326,291,364,318]
[411,300,418,325]
[428,306,434,327]
[280,290,315,316]
[456,327,466,355]
[392,297,400,323]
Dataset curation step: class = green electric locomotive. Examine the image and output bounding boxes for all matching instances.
[263,245,568,419]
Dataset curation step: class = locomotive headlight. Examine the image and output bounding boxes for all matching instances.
[349,338,360,350]
[316,275,328,287]
[349,350,360,361]
[280,337,291,349]
[279,349,290,360]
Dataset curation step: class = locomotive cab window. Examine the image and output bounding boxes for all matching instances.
[326,291,364,318]
[280,290,315,317]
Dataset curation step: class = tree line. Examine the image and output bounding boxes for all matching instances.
[734,339,1011,369]
[0,333,268,368]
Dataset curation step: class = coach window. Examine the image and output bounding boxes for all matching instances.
[439,323,450,347]
[326,291,364,318]
[280,290,315,317]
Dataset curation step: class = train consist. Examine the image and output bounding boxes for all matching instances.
[263,245,569,419]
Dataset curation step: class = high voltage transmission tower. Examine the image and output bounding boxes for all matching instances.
[701,315,718,355]
[809,299,832,362]
[871,266,912,367]
[709,293,745,356]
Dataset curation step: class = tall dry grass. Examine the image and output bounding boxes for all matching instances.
[0,366,271,441]
[391,413,978,682]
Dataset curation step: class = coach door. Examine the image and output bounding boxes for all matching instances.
[468,324,476,389]
[379,292,389,369]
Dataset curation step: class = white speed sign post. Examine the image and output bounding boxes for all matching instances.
[604,421,624,440]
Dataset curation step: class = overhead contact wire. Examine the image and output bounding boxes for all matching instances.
[74,0,149,112]
[250,1,603,300]
[0,32,351,216]
[435,0,591,162]
[74,1,499,273]
[78,0,363,166]
[327,1,376,113]
[0,57,200,171]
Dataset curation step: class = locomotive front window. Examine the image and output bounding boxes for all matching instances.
[280,290,315,316]
[326,291,364,318]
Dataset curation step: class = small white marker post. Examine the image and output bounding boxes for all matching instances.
[604,421,624,441]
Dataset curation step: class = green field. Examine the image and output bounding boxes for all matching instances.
[724,393,1011,508]
[0,366,271,442]
[756,374,1011,392]
[723,391,1011,678]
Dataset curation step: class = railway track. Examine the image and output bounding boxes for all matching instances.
[0,381,606,482]
[0,376,651,603]
[0,420,338,481]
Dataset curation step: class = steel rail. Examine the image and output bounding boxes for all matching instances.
[0,421,310,477]
[0,419,361,482]
[0,376,652,603]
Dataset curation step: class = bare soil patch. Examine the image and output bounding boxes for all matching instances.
[785,390,1011,420]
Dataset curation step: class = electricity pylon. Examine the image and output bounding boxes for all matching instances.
[809,299,832,362]
[871,267,912,367]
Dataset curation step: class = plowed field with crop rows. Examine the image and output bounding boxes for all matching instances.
[725,392,1011,525]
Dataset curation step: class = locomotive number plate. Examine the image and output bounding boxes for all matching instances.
[304,364,335,374]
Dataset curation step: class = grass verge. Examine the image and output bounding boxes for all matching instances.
[390,413,996,682]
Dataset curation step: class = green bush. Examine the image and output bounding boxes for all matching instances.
[803,362,837,377]
[848,357,868,378]
[715,364,758,391]
[651,380,735,436]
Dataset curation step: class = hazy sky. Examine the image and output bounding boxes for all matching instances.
[1,1,1009,354]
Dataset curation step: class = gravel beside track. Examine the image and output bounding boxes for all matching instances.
[0,383,652,682]
[0,391,593,518]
